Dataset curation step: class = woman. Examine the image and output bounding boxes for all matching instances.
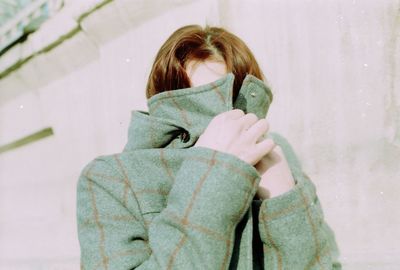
[77,24,342,269]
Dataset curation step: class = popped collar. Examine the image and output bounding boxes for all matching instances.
[123,72,273,151]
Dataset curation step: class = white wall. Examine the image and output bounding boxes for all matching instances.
[220,0,400,268]
[0,0,399,269]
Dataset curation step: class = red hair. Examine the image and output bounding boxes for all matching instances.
[146,24,266,103]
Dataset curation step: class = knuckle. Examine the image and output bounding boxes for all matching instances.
[247,113,259,120]
[234,109,245,114]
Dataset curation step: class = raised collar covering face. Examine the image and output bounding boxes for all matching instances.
[123,72,273,151]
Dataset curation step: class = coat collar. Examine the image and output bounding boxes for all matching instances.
[123,72,273,151]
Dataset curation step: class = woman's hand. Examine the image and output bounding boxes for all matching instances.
[194,109,276,166]
[254,145,296,200]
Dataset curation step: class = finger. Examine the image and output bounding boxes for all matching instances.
[224,109,245,120]
[256,132,267,143]
[237,113,259,131]
[254,138,276,157]
[245,119,270,143]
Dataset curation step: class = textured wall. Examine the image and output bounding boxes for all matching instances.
[0,0,399,269]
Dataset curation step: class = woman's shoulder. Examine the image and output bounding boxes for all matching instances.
[79,150,145,180]
[79,154,122,180]
[76,153,146,214]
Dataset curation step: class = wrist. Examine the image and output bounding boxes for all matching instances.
[257,174,295,199]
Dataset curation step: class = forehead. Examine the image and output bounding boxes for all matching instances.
[185,59,227,87]
[185,59,227,76]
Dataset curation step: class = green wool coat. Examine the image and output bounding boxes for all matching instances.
[76,72,342,269]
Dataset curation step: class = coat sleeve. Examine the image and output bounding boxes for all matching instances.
[257,132,342,270]
[76,146,262,270]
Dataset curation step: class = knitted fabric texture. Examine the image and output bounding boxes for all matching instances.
[76,72,342,269]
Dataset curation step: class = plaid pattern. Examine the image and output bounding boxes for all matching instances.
[76,73,342,269]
